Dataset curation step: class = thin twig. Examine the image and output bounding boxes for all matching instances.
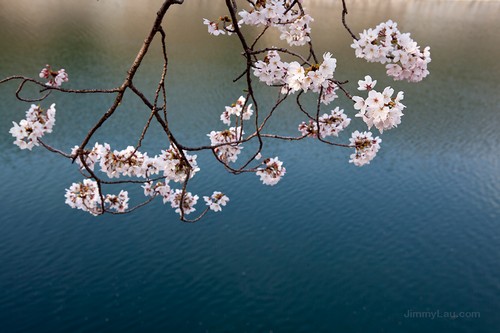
[342,0,358,40]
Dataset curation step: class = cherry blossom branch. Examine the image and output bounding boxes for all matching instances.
[3,0,431,221]
[0,75,121,93]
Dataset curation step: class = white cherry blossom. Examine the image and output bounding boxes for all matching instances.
[349,131,382,166]
[157,145,200,183]
[351,20,431,82]
[353,78,406,133]
[203,191,230,212]
[10,103,56,150]
[208,126,244,163]
[170,189,199,215]
[203,18,226,36]
[298,107,350,138]
[357,75,377,91]
[65,179,103,216]
[39,65,68,87]
[104,190,129,213]
[221,96,253,125]
[256,157,286,186]
[142,180,172,204]
[65,179,130,215]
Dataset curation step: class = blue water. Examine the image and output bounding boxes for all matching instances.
[0,1,499,332]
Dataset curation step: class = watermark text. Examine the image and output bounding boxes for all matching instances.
[404,310,480,320]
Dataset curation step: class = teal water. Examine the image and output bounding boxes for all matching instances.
[1,1,499,332]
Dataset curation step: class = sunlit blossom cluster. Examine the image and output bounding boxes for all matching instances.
[278,13,313,46]
[39,65,68,87]
[64,179,129,216]
[238,0,311,46]
[286,52,337,93]
[353,75,406,133]
[253,50,339,104]
[9,103,56,150]
[351,20,431,82]
[298,107,351,138]
[256,157,286,186]
[349,131,382,167]
[204,0,311,46]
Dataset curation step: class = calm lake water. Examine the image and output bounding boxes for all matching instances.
[0,1,499,332]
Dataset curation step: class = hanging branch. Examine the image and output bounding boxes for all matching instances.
[2,0,431,222]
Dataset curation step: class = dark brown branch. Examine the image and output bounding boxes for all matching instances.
[342,0,358,40]
[107,196,156,215]
[38,139,72,158]
[260,133,307,141]
[0,76,120,94]
[233,68,248,83]
[333,79,353,100]
[74,0,183,161]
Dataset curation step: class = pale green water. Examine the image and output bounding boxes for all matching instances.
[0,1,499,332]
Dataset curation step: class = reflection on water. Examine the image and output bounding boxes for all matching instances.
[0,1,499,333]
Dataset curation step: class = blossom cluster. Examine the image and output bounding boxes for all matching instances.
[253,50,339,104]
[71,143,199,182]
[9,103,56,150]
[298,107,351,138]
[208,126,244,163]
[349,131,382,167]
[104,190,130,213]
[67,143,228,216]
[203,191,230,212]
[220,96,253,126]
[256,157,286,186]
[64,179,129,216]
[353,75,406,133]
[204,1,312,47]
[238,0,311,46]
[170,189,199,215]
[39,65,68,87]
[211,96,287,185]
[252,50,287,86]
[351,20,431,82]
[143,180,172,204]
[286,52,336,94]
[199,9,429,172]
[203,17,234,36]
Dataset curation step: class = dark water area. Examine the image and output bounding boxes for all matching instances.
[0,1,499,332]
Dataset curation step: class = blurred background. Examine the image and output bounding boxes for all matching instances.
[0,0,499,332]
